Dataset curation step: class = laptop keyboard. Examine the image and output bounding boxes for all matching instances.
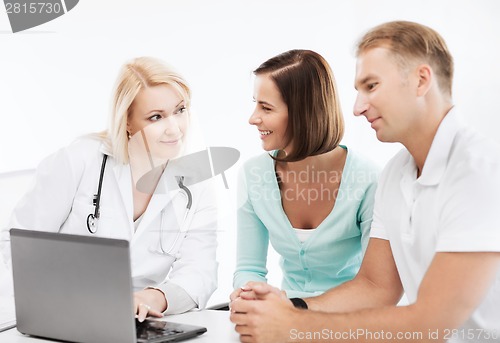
[136,319,185,340]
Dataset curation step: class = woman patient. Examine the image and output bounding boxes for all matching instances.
[232,50,379,300]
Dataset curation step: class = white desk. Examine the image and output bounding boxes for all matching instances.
[0,309,240,342]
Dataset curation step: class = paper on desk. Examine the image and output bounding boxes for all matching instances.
[0,296,16,332]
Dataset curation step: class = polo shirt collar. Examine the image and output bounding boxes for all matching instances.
[417,107,462,186]
[399,153,418,207]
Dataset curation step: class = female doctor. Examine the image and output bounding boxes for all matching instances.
[0,57,218,320]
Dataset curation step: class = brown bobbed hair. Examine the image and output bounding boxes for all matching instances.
[254,49,344,162]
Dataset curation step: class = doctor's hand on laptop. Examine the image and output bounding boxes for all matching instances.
[134,289,166,322]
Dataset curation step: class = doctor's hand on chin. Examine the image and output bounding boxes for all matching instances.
[134,289,167,322]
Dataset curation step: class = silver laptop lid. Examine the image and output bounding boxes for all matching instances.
[10,229,136,343]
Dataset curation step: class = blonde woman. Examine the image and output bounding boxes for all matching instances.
[1,57,217,320]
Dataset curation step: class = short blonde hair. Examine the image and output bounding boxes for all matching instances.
[356,21,454,96]
[104,57,191,164]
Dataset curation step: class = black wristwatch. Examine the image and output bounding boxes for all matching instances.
[290,297,308,309]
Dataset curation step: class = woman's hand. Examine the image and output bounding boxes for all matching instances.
[230,282,287,303]
[229,287,245,302]
[133,288,167,322]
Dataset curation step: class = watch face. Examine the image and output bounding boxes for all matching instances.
[290,298,308,309]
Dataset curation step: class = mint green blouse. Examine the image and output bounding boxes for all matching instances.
[233,146,379,298]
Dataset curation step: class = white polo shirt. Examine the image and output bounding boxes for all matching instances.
[371,108,500,342]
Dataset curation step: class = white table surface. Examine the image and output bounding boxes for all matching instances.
[0,308,240,342]
[0,295,16,332]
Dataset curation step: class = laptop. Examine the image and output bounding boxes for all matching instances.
[9,229,207,343]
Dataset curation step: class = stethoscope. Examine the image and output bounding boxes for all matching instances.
[154,175,192,256]
[86,154,193,256]
[86,154,108,233]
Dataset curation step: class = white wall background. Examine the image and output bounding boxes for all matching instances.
[1,0,499,306]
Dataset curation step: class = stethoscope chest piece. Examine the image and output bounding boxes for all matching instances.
[87,154,108,234]
[87,214,98,233]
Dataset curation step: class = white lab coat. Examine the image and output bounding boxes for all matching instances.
[0,136,218,310]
